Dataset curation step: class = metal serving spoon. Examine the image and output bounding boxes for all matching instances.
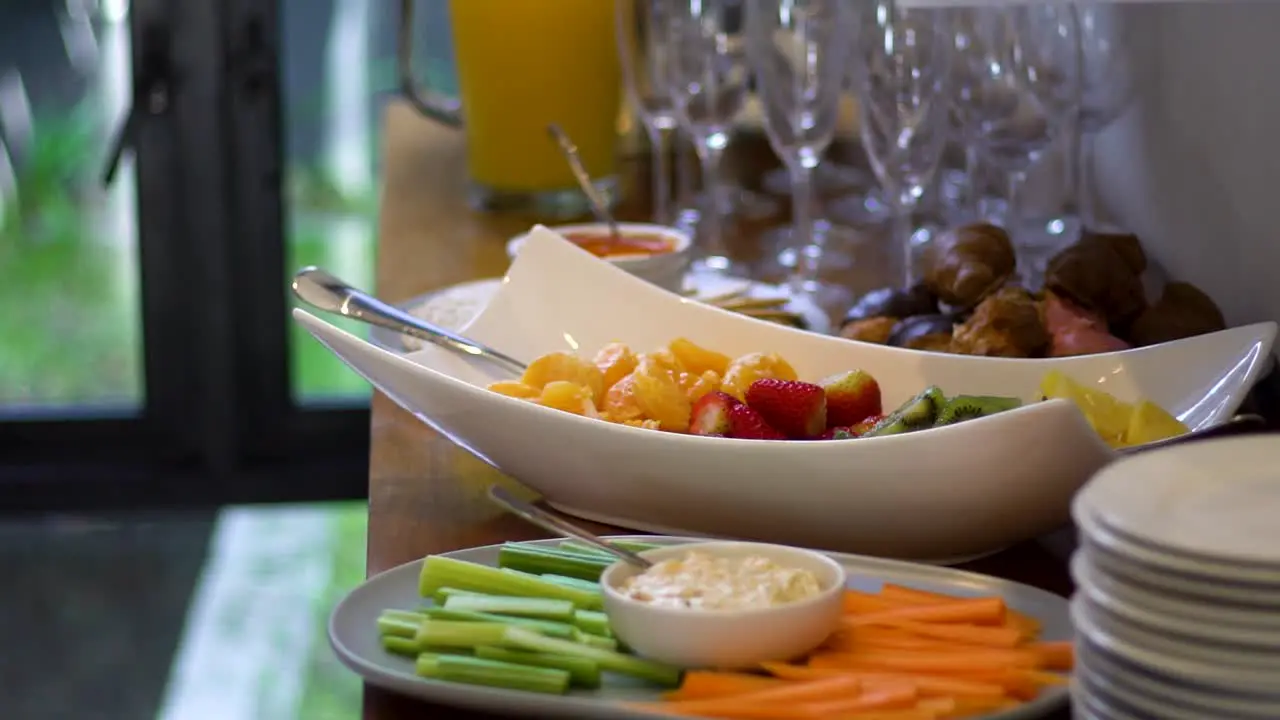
[546,123,621,240]
[487,485,654,569]
[291,266,527,375]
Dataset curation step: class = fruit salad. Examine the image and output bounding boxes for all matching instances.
[485,338,1024,441]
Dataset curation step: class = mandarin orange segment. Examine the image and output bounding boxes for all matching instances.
[520,351,605,401]
[720,352,798,401]
[622,418,661,430]
[632,362,692,432]
[682,370,722,403]
[644,348,686,377]
[668,337,732,376]
[593,342,638,392]
[602,374,646,424]
[487,380,540,400]
[536,381,598,417]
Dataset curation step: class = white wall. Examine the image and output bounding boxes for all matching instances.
[1095,2,1280,326]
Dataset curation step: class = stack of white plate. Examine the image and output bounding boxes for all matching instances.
[1069,436,1280,720]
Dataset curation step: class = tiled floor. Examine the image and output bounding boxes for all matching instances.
[1,503,368,720]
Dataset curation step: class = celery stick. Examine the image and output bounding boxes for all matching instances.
[419,556,601,610]
[572,630,617,651]
[571,610,613,638]
[376,614,420,639]
[539,574,604,593]
[502,627,680,686]
[444,594,575,621]
[415,620,510,649]
[416,652,570,695]
[432,587,483,605]
[498,544,612,582]
[381,635,420,658]
[475,646,601,689]
[420,606,576,638]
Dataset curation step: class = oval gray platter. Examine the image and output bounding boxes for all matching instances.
[329,535,1071,720]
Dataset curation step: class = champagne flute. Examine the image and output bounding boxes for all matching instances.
[666,0,751,276]
[615,0,679,225]
[746,0,854,295]
[1069,2,1134,231]
[852,0,951,289]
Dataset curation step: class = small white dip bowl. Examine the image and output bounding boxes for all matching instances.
[506,222,692,293]
[600,541,846,669]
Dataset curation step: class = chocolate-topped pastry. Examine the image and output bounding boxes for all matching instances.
[889,314,957,348]
[839,316,898,344]
[921,223,1016,309]
[1128,281,1226,346]
[843,285,938,324]
[1044,232,1147,328]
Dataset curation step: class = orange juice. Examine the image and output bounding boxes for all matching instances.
[449,0,623,193]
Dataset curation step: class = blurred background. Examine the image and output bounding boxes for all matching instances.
[3,0,1280,719]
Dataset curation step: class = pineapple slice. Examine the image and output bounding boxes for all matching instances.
[1125,400,1189,446]
[1040,370,1133,447]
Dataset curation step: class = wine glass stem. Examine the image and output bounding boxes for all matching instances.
[790,161,818,287]
[1075,129,1096,229]
[893,200,916,288]
[694,138,727,262]
[646,124,672,225]
[1005,168,1027,226]
[962,144,981,212]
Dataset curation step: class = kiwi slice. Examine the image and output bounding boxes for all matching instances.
[934,395,1023,427]
[865,386,947,437]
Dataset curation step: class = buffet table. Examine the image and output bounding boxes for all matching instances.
[361,100,1075,720]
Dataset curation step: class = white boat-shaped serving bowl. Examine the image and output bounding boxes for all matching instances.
[294,226,1277,561]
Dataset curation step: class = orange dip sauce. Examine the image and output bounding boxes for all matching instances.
[563,231,676,259]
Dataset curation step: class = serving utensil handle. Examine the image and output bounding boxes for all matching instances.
[291,266,527,375]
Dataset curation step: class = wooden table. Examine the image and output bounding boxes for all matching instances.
[362,101,1075,720]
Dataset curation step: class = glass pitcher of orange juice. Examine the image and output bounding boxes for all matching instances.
[398,0,625,217]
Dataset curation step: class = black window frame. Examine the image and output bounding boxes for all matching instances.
[1,0,369,514]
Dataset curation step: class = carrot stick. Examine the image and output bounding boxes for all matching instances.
[879,584,1041,637]
[665,671,789,701]
[842,590,901,614]
[824,711,937,720]
[643,676,861,713]
[825,632,962,652]
[1029,641,1074,671]
[800,681,917,714]
[866,619,1023,649]
[761,663,1006,699]
[841,597,1007,627]
[807,648,1040,673]
[634,700,823,720]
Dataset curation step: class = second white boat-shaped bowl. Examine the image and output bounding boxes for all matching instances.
[295,226,1277,561]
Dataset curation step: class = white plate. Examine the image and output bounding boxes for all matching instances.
[1074,437,1280,570]
[1070,553,1280,641]
[375,276,830,354]
[294,226,1277,560]
[1076,636,1280,718]
[1073,593,1280,671]
[329,536,1070,720]
[1082,538,1280,607]
[1071,597,1279,692]
[1076,505,1280,586]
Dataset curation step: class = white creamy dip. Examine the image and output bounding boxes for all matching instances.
[619,551,822,611]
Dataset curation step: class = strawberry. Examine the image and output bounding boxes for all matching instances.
[727,403,786,440]
[820,370,882,428]
[689,391,739,436]
[744,379,827,439]
[849,414,884,436]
